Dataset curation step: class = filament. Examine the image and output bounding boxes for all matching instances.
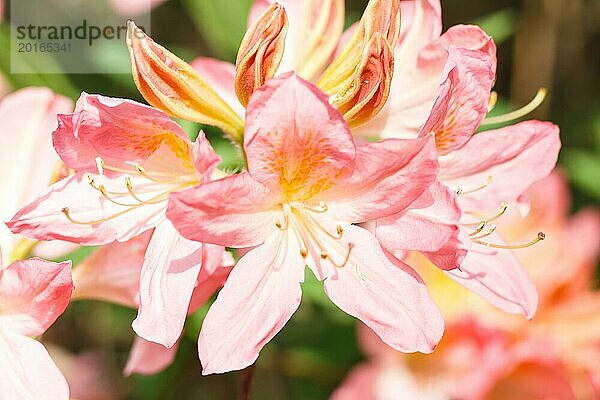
[481,88,547,126]
[302,201,329,213]
[456,176,493,196]
[470,224,497,240]
[473,232,546,249]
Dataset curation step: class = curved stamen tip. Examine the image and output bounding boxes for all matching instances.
[482,88,548,126]
[473,231,546,250]
[300,248,308,258]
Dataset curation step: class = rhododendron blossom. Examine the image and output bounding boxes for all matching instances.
[167,73,444,374]
[8,93,232,348]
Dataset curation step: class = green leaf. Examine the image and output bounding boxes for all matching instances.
[183,0,252,62]
[562,149,600,200]
[472,8,520,45]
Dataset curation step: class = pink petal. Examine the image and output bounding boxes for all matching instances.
[124,336,178,376]
[192,130,222,179]
[8,172,166,245]
[133,220,203,348]
[0,331,69,400]
[330,362,379,400]
[0,259,72,337]
[71,232,152,307]
[188,244,234,312]
[198,234,304,374]
[167,172,278,247]
[108,0,165,16]
[376,181,461,253]
[0,88,73,262]
[419,47,495,154]
[244,72,356,198]
[440,120,561,213]
[190,57,244,118]
[322,225,444,353]
[53,93,196,176]
[325,137,438,222]
[423,228,468,271]
[445,232,538,318]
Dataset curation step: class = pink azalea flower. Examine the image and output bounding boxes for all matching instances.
[335,171,600,399]
[167,73,444,374]
[0,255,73,400]
[8,93,232,349]
[0,87,75,263]
[372,36,560,318]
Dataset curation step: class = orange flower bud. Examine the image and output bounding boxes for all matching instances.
[332,33,394,128]
[127,21,244,142]
[235,4,288,107]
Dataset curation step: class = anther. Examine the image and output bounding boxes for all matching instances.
[473,232,546,249]
[469,220,487,236]
[320,251,328,259]
[300,248,308,258]
[470,224,497,240]
[482,88,547,126]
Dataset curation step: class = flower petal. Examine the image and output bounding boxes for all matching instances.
[71,232,151,307]
[132,219,203,348]
[198,234,304,374]
[440,120,561,213]
[124,336,178,376]
[167,172,277,247]
[0,330,69,400]
[244,72,356,199]
[445,233,538,318]
[53,93,196,176]
[0,258,72,337]
[190,57,244,117]
[8,172,167,245]
[419,47,495,154]
[376,181,461,253]
[323,225,444,353]
[0,88,73,263]
[325,137,438,222]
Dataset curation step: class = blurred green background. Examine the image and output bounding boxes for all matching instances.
[1,0,599,399]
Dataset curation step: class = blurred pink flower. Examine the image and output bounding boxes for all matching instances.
[167,73,444,374]
[8,93,232,349]
[108,0,165,17]
[48,345,121,400]
[334,171,600,400]
[0,87,75,263]
[0,256,73,400]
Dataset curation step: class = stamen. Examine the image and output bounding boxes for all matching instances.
[468,220,487,236]
[124,177,173,205]
[487,91,498,112]
[98,184,140,207]
[456,176,492,196]
[61,206,136,225]
[470,224,497,240]
[320,250,328,259]
[328,243,353,269]
[303,201,329,213]
[300,248,308,258]
[473,232,546,249]
[302,211,343,240]
[481,88,547,126]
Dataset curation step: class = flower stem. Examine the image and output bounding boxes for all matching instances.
[238,363,256,400]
